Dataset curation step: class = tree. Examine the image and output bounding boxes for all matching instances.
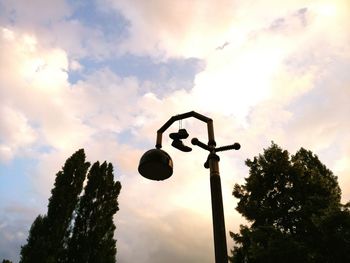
[20,149,90,263]
[19,215,50,262]
[230,143,350,263]
[2,259,13,263]
[20,150,122,263]
[66,161,121,263]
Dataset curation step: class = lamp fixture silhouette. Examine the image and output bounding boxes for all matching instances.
[138,111,240,263]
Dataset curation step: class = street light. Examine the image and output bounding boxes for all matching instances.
[138,111,240,263]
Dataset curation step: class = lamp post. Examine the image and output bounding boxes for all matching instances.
[138,111,240,263]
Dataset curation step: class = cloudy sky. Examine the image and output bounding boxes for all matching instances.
[0,0,349,262]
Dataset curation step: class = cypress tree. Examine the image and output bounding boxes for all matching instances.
[66,161,121,263]
[19,215,49,262]
[20,149,90,263]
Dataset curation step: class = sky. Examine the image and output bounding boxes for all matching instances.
[0,0,349,262]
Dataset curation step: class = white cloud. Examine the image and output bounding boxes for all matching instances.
[69,59,83,71]
[1,0,350,262]
[105,0,349,129]
[107,0,350,59]
[0,106,37,162]
[106,0,236,58]
[46,19,118,59]
[334,154,350,202]
[0,0,71,27]
[0,27,97,154]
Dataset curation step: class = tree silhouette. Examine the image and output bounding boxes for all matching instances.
[20,149,90,263]
[230,143,350,262]
[66,161,121,263]
[20,149,121,263]
[19,215,50,262]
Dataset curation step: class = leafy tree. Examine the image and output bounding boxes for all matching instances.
[66,161,121,263]
[20,149,90,263]
[19,215,50,262]
[230,143,350,263]
[20,150,121,263]
[2,259,13,263]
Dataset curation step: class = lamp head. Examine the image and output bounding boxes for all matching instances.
[138,148,173,181]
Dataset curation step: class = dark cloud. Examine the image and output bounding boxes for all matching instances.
[0,208,37,262]
[269,17,286,30]
[269,7,309,31]
[296,7,308,26]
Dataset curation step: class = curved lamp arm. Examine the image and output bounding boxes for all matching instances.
[156,111,216,149]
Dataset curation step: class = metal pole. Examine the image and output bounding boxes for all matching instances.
[153,111,233,262]
[208,153,228,263]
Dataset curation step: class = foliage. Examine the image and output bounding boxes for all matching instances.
[20,149,121,263]
[19,215,50,262]
[2,259,13,263]
[66,161,122,263]
[230,142,350,263]
[20,149,89,263]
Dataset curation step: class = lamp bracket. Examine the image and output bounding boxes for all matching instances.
[155,111,215,149]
